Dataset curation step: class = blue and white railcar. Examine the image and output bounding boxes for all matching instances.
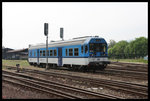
[28,36,110,70]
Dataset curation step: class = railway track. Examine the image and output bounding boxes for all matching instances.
[102,68,147,79]
[4,64,147,80]
[110,61,148,68]
[26,69,148,97]
[3,66,148,98]
[107,65,147,72]
[2,70,121,99]
[97,70,147,80]
[105,68,147,75]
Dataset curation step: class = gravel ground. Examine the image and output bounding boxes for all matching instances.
[23,71,147,99]
[4,65,147,85]
[40,68,148,86]
[2,81,62,99]
[2,66,148,99]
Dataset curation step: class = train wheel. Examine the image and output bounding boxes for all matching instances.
[92,68,96,73]
[100,64,107,71]
[79,66,86,72]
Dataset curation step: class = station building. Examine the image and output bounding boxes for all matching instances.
[2,48,28,60]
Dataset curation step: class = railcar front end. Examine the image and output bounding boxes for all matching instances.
[86,38,110,70]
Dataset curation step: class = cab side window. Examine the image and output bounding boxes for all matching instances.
[85,45,88,53]
[81,46,83,53]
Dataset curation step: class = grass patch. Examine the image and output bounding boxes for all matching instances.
[2,59,30,67]
[109,59,148,64]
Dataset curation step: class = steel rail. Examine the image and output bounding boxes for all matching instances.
[105,68,147,75]
[3,66,148,97]
[2,79,77,99]
[26,70,148,96]
[96,70,147,80]
[3,70,121,99]
[110,62,148,67]
[107,65,147,72]
[4,65,147,79]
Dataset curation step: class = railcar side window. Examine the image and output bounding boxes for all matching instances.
[40,50,42,56]
[66,49,68,56]
[74,48,79,56]
[81,46,83,53]
[43,50,45,56]
[54,49,57,56]
[69,48,73,56]
[50,50,52,56]
[85,45,88,53]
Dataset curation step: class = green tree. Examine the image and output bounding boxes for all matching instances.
[108,48,113,58]
[108,37,148,59]
[108,40,116,48]
[126,37,148,58]
[111,40,128,58]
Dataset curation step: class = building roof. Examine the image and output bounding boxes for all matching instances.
[7,48,28,53]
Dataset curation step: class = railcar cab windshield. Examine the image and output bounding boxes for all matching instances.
[89,43,106,52]
[88,38,107,57]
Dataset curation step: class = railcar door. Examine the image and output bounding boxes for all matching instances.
[58,47,62,66]
[37,49,39,65]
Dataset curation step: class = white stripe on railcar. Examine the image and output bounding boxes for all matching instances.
[28,58,58,64]
[62,57,109,66]
[88,57,108,62]
[28,58,37,63]
[63,58,89,65]
[28,57,109,65]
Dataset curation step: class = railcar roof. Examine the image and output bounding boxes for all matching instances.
[29,36,104,49]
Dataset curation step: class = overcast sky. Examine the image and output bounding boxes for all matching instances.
[2,2,148,49]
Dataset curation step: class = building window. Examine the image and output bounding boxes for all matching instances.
[66,49,68,56]
[81,46,83,53]
[69,48,73,56]
[54,49,57,56]
[50,50,53,56]
[74,48,79,56]
[40,50,42,56]
[85,45,88,53]
[43,50,45,56]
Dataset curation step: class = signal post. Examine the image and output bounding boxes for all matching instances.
[44,23,48,70]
